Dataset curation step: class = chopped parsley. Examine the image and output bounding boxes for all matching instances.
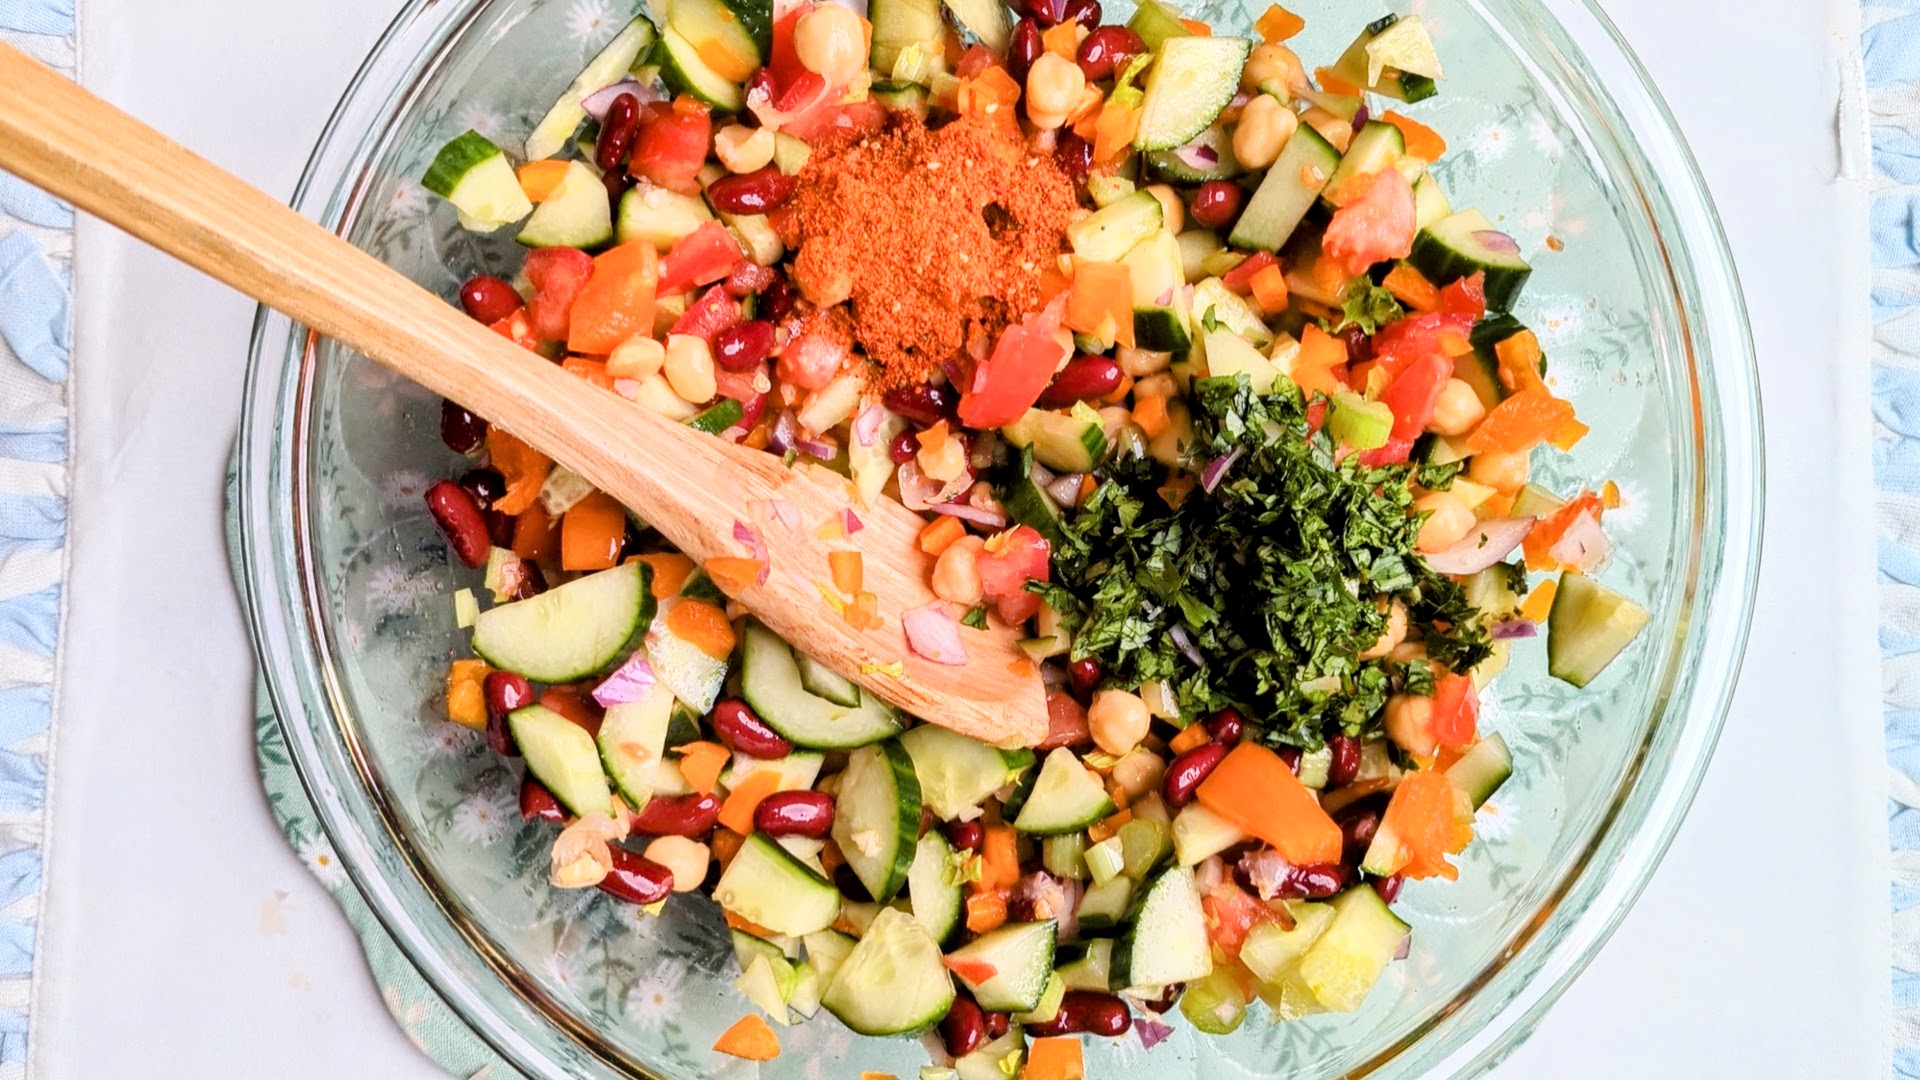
[1030,375,1491,748]
[1331,282,1406,335]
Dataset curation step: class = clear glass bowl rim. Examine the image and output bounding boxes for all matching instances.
[235,0,1765,1075]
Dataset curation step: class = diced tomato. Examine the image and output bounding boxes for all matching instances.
[978,525,1050,624]
[1040,691,1092,749]
[1201,882,1277,959]
[1356,435,1415,467]
[1220,251,1278,297]
[670,284,744,343]
[715,367,768,404]
[955,43,1003,79]
[523,247,594,343]
[489,307,540,351]
[657,221,745,297]
[631,98,712,195]
[781,97,889,145]
[1522,490,1604,570]
[1304,398,1328,436]
[1430,673,1478,751]
[1322,166,1417,276]
[768,6,813,91]
[776,325,847,390]
[567,241,658,354]
[957,304,1072,429]
[1376,351,1452,446]
[1439,272,1487,321]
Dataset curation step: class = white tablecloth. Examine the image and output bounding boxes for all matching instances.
[30,0,1888,1075]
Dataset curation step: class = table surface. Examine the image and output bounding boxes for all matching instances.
[31,0,1888,1075]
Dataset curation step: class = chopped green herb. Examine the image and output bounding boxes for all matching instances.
[1330,281,1405,336]
[961,606,989,630]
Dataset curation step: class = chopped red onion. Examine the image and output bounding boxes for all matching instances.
[1239,848,1291,900]
[929,501,1007,529]
[1169,624,1205,668]
[1393,934,1412,961]
[852,403,887,447]
[582,80,662,121]
[1200,446,1244,493]
[1015,870,1069,921]
[1173,139,1221,172]
[796,434,838,461]
[718,424,747,443]
[732,519,767,563]
[1490,618,1538,640]
[1044,473,1084,507]
[1195,854,1227,893]
[1136,1015,1175,1050]
[1422,518,1533,575]
[1155,286,1175,306]
[897,460,970,510]
[1351,103,1371,133]
[1473,229,1522,256]
[591,653,656,708]
[768,410,798,455]
[1056,876,1082,942]
[1548,510,1611,573]
[903,603,968,665]
[1029,459,1057,488]
[841,508,864,534]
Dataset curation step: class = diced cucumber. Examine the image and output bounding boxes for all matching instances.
[644,599,728,714]
[1146,125,1243,183]
[617,184,714,248]
[820,907,955,1035]
[907,831,963,944]
[667,0,761,78]
[900,724,1034,820]
[1171,800,1248,866]
[421,131,533,232]
[1125,229,1191,352]
[1329,14,1441,103]
[1134,36,1251,151]
[688,397,744,434]
[721,0,774,51]
[1056,938,1115,991]
[657,24,745,111]
[796,652,862,708]
[736,954,796,1024]
[940,0,1010,55]
[1410,209,1533,313]
[870,79,931,119]
[1066,190,1163,264]
[1011,972,1066,1025]
[1447,733,1513,809]
[1114,866,1213,990]
[517,160,615,249]
[803,928,859,987]
[870,0,944,74]
[1228,123,1340,253]
[944,921,1058,1012]
[525,16,659,161]
[1077,873,1134,936]
[831,741,923,903]
[1117,817,1171,880]
[1178,229,1224,283]
[849,406,908,506]
[1296,885,1411,1012]
[794,367,865,435]
[1126,0,1189,49]
[1511,481,1566,519]
[1321,121,1406,207]
[1012,748,1115,835]
[787,959,824,1019]
[1412,170,1452,228]
[1000,446,1067,549]
[1192,277,1272,346]
[1547,573,1651,687]
[1363,14,1444,82]
[1239,901,1336,984]
[836,898,888,937]
[471,562,653,683]
[1042,832,1087,880]
[1202,329,1281,393]
[738,620,906,748]
[1087,173,1137,209]
[508,704,614,817]
[1000,407,1107,475]
[596,684,675,808]
[714,832,843,936]
[1460,563,1524,623]
[719,750,824,794]
[731,927,792,974]
[953,1031,1026,1080]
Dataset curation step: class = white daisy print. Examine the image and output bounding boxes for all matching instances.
[298,834,348,888]
[624,958,688,1029]
[423,721,479,761]
[451,788,516,845]
[453,101,509,141]
[543,947,591,995]
[389,182,428,218]
[1529,298,1587,348]
[565,0,615,44]
[381,468,433,506]
[340,617,368,650]
[1603,475,1650,536]
[1522,110,1562,157]
[1466,123,1512,164]
[366,563,436,615]
[1474,795,1519,842]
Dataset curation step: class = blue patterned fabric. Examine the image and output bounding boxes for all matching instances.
[0,4,73,1076]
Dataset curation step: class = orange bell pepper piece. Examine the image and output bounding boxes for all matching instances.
[676,740,732,794]
[1465,389,1577,455]
[1374,769,1474,880]
[561,355,616,391]
[1131,394,1171,438]
[1042,20,1080,58]
[1522,491,1603,570]
[1381,263,1441,313]
[717,770,782,835]
[445,659,491,730]
[1178,17,1212,34]
[1380,110,1447,162]
[1092,99,1141,166]
[917,516,966,556]
[1168,723,1211,755]
[1494,329,1548,395]
[1025,1037,1086,1080]
[980,824,1020,890]
[964,888,1009,934]
[560,491,626,572]
[668,598,736,659]
[516,159,572,203]
[1315,66,1360,96]
[488,430,552,517]
[1290,324,1350,399]
[1065,260,1136,348]
[1254,3,1305,41]
[511,501,561,563]
[704,557,765,596]
[634,552,696,598]
[1195,743,1342,864]
[1518,576,1557,623]
[1248,263,1291,315]
[829,550,864,596]
[712,1014,780,1061]
[567,240,658,356]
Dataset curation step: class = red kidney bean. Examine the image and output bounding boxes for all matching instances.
[708,698,793,759]
[1077,25,1147,83]
[708,166,798,215]
[1054,132,1094,184]
[484,672,534,756]
[726,261,776,297]
[1025,991,1131,1037]
[1337,806,1382,864]
[459,276,522,324]
[595,92,642,174]
[759,276,798,323]
[627,792,723,837]
[833,864,874,902]
[714,319,775,372]
[753,790,835,838]
[512,560,550,600]
[1189,180,1247,232]
[1022,0,1067,26]
[602,166,631,213]
[882,382,955,427]
[1327,734,1362,789]
[1204,707,1245,745]
[1140,982,1182,1013]
[1279,862,1348,900]
[888,428,921,465]
[1277,745,1301,772]
[459,467,505,509]
[484,509,515,549]
[599,846,675,905]
[945,819,984,853]
[745,67,777,107]
[1007,18,1044,81]
[440,399,487,454]
[519,777,567,823]
[1339,325,1373,365]
[1035,355,1123,408]
[1063,0,1100,30]
[425,481,490,568]
[1164,742,1229,807]
[940,996,988,1058]
[984,1011,1009,1039]
[1068,657,1102,703]
[1372,873,1404,904]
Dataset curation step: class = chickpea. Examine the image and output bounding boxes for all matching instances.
[1232,93,1298,171]
[644,835,712,893]
[1143,183,1184,236]
[1383,694,1437,758]
[794,4,867,85]
[1240,43,1307,94]
[931,536,986,606]
[606,335,666,380]
[1413,491,1475,553]
[1026,52,1087,130]
[663,334,718,404]
[713,123,776,174]
[1088,690,1152,756]
[1358,598,1408,660]
[1132,372,1176,400]
[1427,378,1488,437]
[1115,345,1172,377]
[1110,750,1167,800]
[1389,641,1429,665]
[1300,105,1352,152]
[1468,449,1531,492]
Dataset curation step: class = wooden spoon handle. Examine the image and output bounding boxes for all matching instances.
[0,42,1047,745]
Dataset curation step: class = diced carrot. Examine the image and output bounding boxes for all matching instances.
[717,770,782,835]
[1178,17,1212,34]
[1375,769,1474,880]
[916,420,949,454]
[713,1014,780,1061]
[1023,1037,1084,1080]
[1157,473,1195,509]
[704,556,764,596]
[1093,100,1142,165]
[1466,390,1577,455]
[711,827,745,869]
[668,599,736,659]
[1087,807,1133,844]
[965,888,1009,934]
[1548,416,1590,451]
[1382,263,1442,313]
[1195,743,1343,864]
[1078,475,1099,504]
[1065,260,1136,348]
[676,740,732,794]
[918,515,967,556]
[539,688,602,735]
[488,431,552,516]
[561,355,616,391]
[516,159,572,202]
[980,824,1020,889]
[445,659,491,730]
[1494,330,1548,395]
[843,591,880,629]
[1132,394,1171,438]
[511,501,560,563]
[635,552,696,598]
[1042,20,1080,58]
[1248,263,1290,314]
[1315,66,1360,95]
[560,491,626,572]
[568,241,659,356]
[1254,3,1305,41]
[723,908,778,937]
[829,550,864,596]
[1169,723,1211,755]
[1519,576,1557,623]
[1380,110,1447,162]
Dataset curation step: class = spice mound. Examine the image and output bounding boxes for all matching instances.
[781,115,1077,390]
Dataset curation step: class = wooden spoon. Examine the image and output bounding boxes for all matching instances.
[0,42,1048,746]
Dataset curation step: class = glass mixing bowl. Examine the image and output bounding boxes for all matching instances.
[236,0,1762,1074]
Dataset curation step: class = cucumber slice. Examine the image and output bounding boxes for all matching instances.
[900,724,1034,820]
[1410,209,1533,313]
[1321,121,1406,207]
[714,832,843,936]
[1364,14,1444,82]
[831,741,923,903]
[596,685,675,808]
[525,16,659,161]
[667,0,761,79]
[1000,446,1067,549]
[1460,563,1524,622]
[731,927,792,973]
[907,831,963,944]
[617,183,715,248]
[820,907,956,1035]
[1075,874,1133,935]
[1178,229,1225,284]
[1296,745,1333,789]
[738,620,905,748]
[1296,884,1411,1012]
[1011,972,1066,1025]
[870,0,945,75]
[508,704,615,817]
[1228,123,1340,253]
[471,562,653,683]
[803,928,859,987]
[954,1031,1026,1080]
[657,24,745,111]
[1192,277,1272,346]
[849,406,908,507]
[1126,0,1189,48]
[1239,901,1336,984]
[1202,330,1280,393]
[1329,14,1442,104]
[1012,749,1114,835]
[870,79,931,119]
[644,599,728,715]
[1056,938,1116,993]
[1066,190,1163,264]
[421,131,533,231]
[720,750,825,794]
[1145,125,1243,182]
[1412,169,1452,228]
[688,397,744,434]
[736,954,796,1024]
[796,653,862,708]
[1114,866,1213,990]
[944,920,1058,1012]
[1135,36,1251,151]
[1124,229,1191,352]
[787,959,824,1019]
[1000,406,1107,474]
[1447,733,1513,809]
[517,160,615,249]
[940,0,1010,55]
[1087,173,1137,209]
[721,0,774,53]
[1547,573,1651,687]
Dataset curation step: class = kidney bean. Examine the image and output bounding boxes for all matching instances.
[1140,982,1183,1013]
[945,819,984,853]
[1204,707,1245,745]
[1068,657,1102,703]
[1064,0,1100,28]
[726,261,776,297]
[754,790,835,838]
[882,382,955,427]
[1007,18,1044,82]
[1035,355,1123,408]
[425,481,490,568]
[484,672,534,756]
[459,467,505,510]
[714,319,775,372]
[512,560,550,600]
[833,864,874,903]
[627,792,723,837]
[1007,892,1039,924]
[1372,873,1404,904]
[1278,862,1348,900]
[602,166,631,213]
[940,996,988,1058]
[439,399,487,454]
[1077,25,1147,83]
[1327,734,1362,789]
[1025,991,1131,1037]
[1041,691,1094,750]
[759,276,799,324]
[484,509,515,548]
[595,92,642,174]
[459,276,522,324]
[1054,132,1094,184]
[1277,746,1301,772]
[1163,742,1229,807]
[599,846,675,905]
[1337,805,1382,863]
[984,1011,1010,1039]
[1339,325,1373,365]
[1189,180,1247,232]
[888,428,921,465]
[708,698,793,759]
[745,67,777,106]
[708,166,799,215]
[1022,0,1067,26]
[519,777,567,824]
